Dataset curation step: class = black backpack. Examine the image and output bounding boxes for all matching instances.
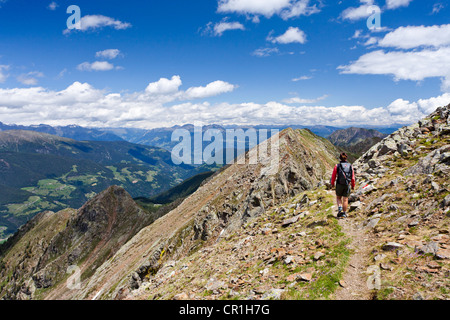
[337,162,353,186]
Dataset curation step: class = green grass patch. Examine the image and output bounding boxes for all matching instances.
[282,189,352,300]
[376,287,395,300]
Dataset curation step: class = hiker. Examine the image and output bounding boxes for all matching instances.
[330,153,355,219]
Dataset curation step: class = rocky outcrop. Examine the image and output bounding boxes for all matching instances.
[403,145,450,176]
[34,186,154,299]
[349,104,450,208]
[354,104,450,181]
[0,186,154,300]
[0,209,76,300]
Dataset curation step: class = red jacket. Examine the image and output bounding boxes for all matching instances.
[331,163,355,189]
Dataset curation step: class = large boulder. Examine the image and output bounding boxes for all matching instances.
[404,145,450,176]
[378,139,398,156]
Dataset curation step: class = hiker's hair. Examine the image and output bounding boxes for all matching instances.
[340,153,348,162]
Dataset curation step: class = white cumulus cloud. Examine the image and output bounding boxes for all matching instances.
[214,21,245,36]
[145,76,183,95]
[385,0,413,10]
[64,15,131,34]
[268,27,307,44]
[77,61,116,72]
[184,81,237,99]
[338,47,450,91]
[217,0,320,20]
[340,22,450,93]
[341,0,376,21]
[378,24,450,49]
[201,20,246,36]
[95,49,121,60]
[341,0,413,21]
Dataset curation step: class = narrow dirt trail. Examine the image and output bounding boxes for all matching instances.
[333,213,373,300]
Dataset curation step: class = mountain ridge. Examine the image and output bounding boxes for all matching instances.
[328,127,386,146]
[0,122,124,142]
[0,185,159,299]
[327,127,387,158]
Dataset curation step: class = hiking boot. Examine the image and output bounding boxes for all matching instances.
[337,211,347,219]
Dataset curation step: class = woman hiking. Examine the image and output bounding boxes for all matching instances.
[330,153,356,219]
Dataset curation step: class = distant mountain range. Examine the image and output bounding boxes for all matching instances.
[0,122,124,142]
[102,124,400,148]
[1,121,404,149]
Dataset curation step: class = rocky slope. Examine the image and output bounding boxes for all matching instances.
[0,186,156,300]
[343,104,450,300]
[127,188,352,300]
[0,209,76,299]
[329,127,386,146]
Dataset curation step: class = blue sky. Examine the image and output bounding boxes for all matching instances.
[0,0,449,128]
